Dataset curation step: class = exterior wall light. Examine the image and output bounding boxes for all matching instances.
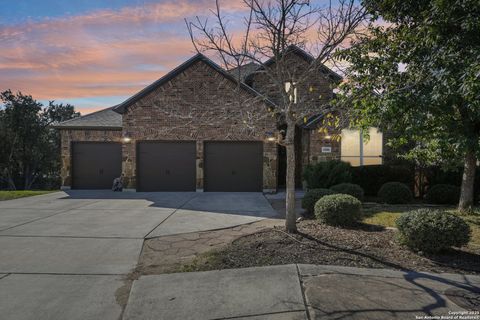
[324,135,332,140]
[265,131,277,142]
[122,136,132,143]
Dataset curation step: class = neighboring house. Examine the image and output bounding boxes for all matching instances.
[54,46,383,192]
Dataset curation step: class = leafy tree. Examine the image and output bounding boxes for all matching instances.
[187,0,367,232]
[337,0,480,211]
[0,90,79,190]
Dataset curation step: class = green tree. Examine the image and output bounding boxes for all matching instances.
[337,0,480,211]
[0,90,79,190]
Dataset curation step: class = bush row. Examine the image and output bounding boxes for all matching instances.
[302,161,415,197]
[302,160,465,205]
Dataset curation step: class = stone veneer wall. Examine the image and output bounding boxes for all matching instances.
[307,130,341,164]
[59,129,122,188]
[121,59,278,191]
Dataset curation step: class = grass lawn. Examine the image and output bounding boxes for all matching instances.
[0,190,57,201]
[362,204,480,249]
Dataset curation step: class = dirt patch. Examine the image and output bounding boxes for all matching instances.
[182,220,480,275]
[134,219,283,275]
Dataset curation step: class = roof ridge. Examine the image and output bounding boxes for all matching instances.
[246,45,342,82]
[113,53,275,114]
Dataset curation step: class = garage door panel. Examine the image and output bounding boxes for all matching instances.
[72,142,122,189]
[204,142,263,192]
[137,142,196,192]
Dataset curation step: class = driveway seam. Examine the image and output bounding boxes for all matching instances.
[121,195,201,320]
[0,205,96,232]
[0,272,126,276]
[145,220,262,240]
[0,234,143,239]
[209,310,307,320]
[143,193,200,239]
[0,273,11,280]
[0,198,106,233]
[296,264,312,320]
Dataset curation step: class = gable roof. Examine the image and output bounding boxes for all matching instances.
[245,45,342,83]
[227,62,260,82]
[113,53,275,114]
[53,106,122,130]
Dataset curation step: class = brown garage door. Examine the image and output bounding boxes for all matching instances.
[137,141,196,192]
[204,142,263,192]
[72,142,122,189]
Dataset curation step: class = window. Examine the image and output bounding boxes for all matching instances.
[340,127,383,166]
[284,82,297,103]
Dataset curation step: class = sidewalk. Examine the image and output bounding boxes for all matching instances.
[123,264,480,320]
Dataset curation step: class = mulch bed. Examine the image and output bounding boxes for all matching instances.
[186,220,480,274]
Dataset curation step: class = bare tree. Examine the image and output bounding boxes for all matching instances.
[186,0,367,232]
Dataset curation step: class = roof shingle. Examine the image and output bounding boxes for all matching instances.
[53,106,122,129]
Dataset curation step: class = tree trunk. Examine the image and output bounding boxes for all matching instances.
[285,123,297,233]
[458,149,477,211]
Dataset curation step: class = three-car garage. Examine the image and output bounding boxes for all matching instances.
[71,141,264,192]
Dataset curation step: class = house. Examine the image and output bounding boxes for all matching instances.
[54,46,383,192]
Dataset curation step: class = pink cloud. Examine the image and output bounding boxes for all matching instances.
[0,0,247,103]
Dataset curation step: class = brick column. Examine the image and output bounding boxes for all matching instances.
[263,141,277,193]
[122,140,136,191]
[196,140,204,192]
[60,131,72,189]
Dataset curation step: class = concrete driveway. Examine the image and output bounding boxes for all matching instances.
[0,190,279,320]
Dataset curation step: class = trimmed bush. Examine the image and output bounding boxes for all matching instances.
[302,188,337,216]
[314,194,362,226]
[378,182,413,204]
[330,183,364,201]
[351,164,414,197]
[425,184,460,205]
[396,209,471,253]
[303,160,352,189]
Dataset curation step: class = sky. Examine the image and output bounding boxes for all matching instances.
[0,0,332,114]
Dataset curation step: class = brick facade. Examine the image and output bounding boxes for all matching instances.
[247,52,335,108]
[120,59,277,191]
[59,129,122,188]
[57,50,357,192]
[247,50,339,172]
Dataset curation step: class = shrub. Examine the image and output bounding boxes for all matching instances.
[351,164,414,197]
[396,209,471,253]
[314,194,362,226]
[303,160,352,189]
[302,188,337,216]
[424,184,460,205]
[330,183,364,201]
[378,182,413,204]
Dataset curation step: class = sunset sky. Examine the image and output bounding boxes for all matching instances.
[0,0,333,114]
[0,0,251,114]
